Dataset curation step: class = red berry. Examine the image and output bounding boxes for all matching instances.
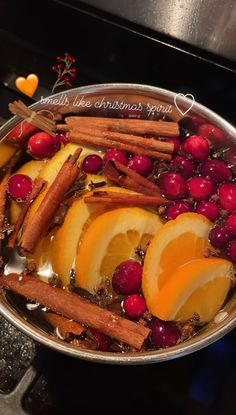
[52,66,57,71]
[122,294,147,319]
[128,155,153,177]
[218,183,236,212]
[149,318,181,348]
[27,132,60,160]
[90,329,111,352]
[71,68,76,73]
[166,202,191,220]
[56,133,69,146]
[195,201,219,221]
[182,135,209,161]
[160,172,187,200]
[71,57,76,63]
[198,124,225,147]
[57,64,62,70]
[64,76,70,82]
[166,137,180,153]
[202,159,232,182]
[209,225,233,248]
[171,156,195,179]
[57,56,62,61]
[71,73,77,79]
[112,260,142,295]
[8,174,32,201]
[187,177,215,201]
[82,154,103,174]
[6,122,40,144]
[103,149,128,166]
[226,214,236,236]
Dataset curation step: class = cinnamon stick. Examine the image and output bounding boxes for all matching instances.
[9,101,56,136]
[0,171,10,246]
[57,124,174,154]
[69,128,172,161]
[45,311,85,337]
[78,127,173,153]
[0,274,150,349]
[103,160,161,196]
[8,178,45,248]
[65,116,179,137]
[56,124,69,132]
[84,191,168,207]
[20,148,82,253]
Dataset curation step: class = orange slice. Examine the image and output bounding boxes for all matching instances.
[75,207,162,293]
[153,258,233,323]
[52,186,132,286]
[142,212,213,312]
[0,142,17,168]
[25,144,102,227]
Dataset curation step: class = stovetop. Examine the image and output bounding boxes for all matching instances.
[0,0,236,414]
[2,313,236,415]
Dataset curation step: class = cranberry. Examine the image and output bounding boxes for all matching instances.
[90,329,111,352]
[227,240,236,262]
[182,135,209,162]
[187,177,215,201]
[160,172,187,200]
[166,202,191,220]
[122,294,147,319]
[209,225,233,248]
[128,155,153,177]
[56,132,69,146]
[8,174,32,201]
[7,122,39,144]
[103,149,128,166]
[226,214,236,236]
[82,154,103,174]
[171,156,195,179]
[27,132,60,159]
[202,159,232,183]
[198,124,225,147]
[218,183,236,212]
[112,260,142,295]
[149,318,181,348]
[165,137,180,153]
[195,201,219,222]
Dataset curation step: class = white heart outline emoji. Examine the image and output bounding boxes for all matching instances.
[174,93,195,116]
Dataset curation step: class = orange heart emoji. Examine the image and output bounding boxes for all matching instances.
[15,74,39,98]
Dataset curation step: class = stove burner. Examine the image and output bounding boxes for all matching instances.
[0,366,37,415]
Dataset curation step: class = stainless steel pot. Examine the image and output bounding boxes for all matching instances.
[1,83,236,364]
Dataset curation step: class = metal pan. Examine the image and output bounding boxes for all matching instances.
[1,83,236,364]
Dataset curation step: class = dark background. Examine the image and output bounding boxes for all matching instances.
[0,0,235,122]
[0,1,236,414]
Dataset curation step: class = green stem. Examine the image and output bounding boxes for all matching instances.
[52,80,66,93]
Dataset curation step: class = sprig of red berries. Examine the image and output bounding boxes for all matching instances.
[51,52,77,93]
